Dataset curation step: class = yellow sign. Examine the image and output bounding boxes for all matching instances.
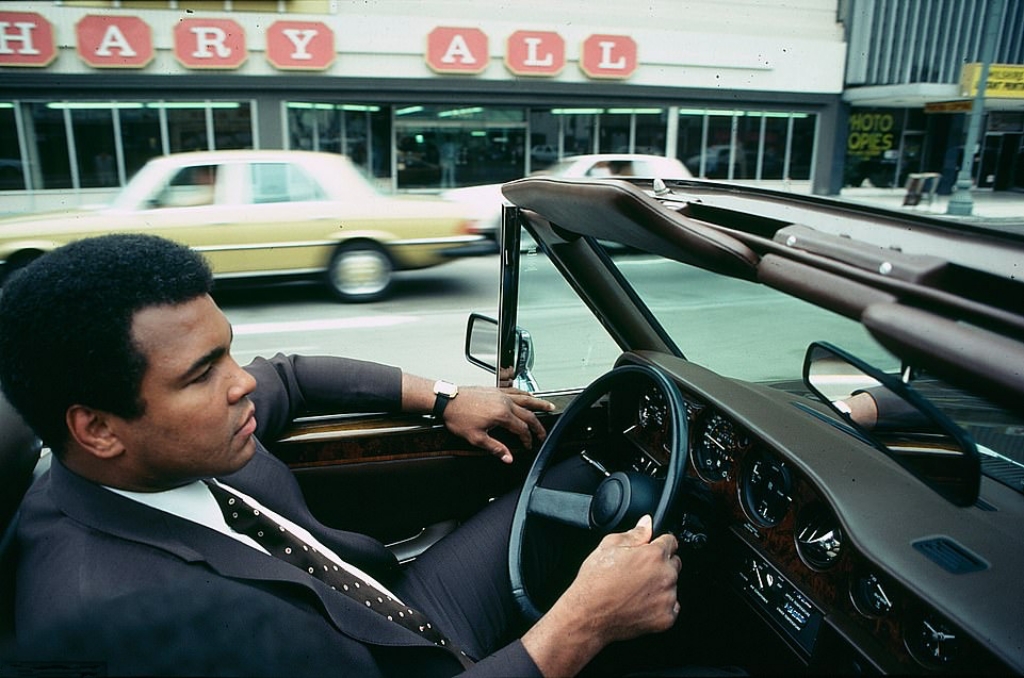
[960,63,1024,99]
[847,111,896,159]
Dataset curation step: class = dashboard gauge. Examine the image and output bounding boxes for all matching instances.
[637,388,667,430]
[625,386,672,468]
[905,612,961,669]
[740,449,793,527]
[693,412,748,482]
[850,571,894,618]
[794,504,843,570]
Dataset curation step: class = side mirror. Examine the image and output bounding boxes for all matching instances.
[803,342,980,507]
[465,313,499,374]
[464,313,538,392]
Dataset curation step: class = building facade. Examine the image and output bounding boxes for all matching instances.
[0,0,849,212]
[839,0,1024,193]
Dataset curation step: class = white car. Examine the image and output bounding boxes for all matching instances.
[442,154,692,242]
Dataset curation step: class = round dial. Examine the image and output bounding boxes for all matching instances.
[630,386,671,467]
[794,504,843,570]
[741,449,793,527]
[906,613,961,668]
[851,571,894,617]
[693,412,748,481]
[637,388,667,430]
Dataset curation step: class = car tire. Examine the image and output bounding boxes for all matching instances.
[326,241,393,303]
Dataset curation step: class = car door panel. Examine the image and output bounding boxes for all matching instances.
[266,409,566,547]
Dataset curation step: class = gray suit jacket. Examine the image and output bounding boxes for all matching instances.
[13,354,539,677]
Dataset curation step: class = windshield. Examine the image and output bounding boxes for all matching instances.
[516,231,899,391]
[515,227,1024,493]
[609,249,897,384]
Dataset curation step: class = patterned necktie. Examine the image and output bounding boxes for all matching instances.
[204,480,473,667]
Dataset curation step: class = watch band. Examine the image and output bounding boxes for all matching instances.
[432,380,458,419]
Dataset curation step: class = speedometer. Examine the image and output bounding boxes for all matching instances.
[693,412,748,481]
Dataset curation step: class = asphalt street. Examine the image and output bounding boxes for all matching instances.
[217,254,505,386]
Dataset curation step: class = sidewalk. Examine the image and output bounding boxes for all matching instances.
[835,186,1024,230]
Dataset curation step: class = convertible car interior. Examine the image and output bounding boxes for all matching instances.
[2,175,1022,676]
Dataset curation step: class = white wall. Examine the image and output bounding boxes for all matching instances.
[6,0,846,94]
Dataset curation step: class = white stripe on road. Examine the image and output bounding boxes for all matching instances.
[232,315,417,336]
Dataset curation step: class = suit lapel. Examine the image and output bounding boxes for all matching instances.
[46,453,439,652]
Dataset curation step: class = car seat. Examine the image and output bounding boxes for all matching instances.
[0,390,43,656]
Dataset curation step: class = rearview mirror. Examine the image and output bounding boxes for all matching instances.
[803,342,980,507]
[464,313,538,392]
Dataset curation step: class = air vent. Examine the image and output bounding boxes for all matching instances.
[912,537,988,574]
[979,453,1024,496]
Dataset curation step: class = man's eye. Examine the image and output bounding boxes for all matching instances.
[192,366,214,384]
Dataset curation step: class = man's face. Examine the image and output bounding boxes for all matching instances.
[108,294,258,490]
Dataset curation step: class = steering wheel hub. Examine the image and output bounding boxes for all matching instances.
[590,471,658,532]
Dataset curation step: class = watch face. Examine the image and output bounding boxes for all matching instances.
[434,380,458,398]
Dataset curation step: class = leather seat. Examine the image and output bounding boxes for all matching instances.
[0,390,43,652]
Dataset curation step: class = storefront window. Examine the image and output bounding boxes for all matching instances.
[632,109,667,155]
[151,101,254,154]
[4,100,255,193]
[286,102,391,180]
[70,106,118,188]
[27,103,72,190]
[704,111,738,179]
[166,105,210,153]
[789,114,816,181]
[528,109,561,171]
[529,108,667,169]
[733,113,761,180]
[558,110,598,156]
[677,110,705,173]
[213,102,253,150]
[759,114,789,181]
[0,104,25,190]
[290,103,340,153]
[394,105,526,190]
[120,107,162,180]
[679,108,816,182]
[844,108,899,188]
[598,111,630,153]
[339,105,370,170]
[596,108,667,155]
[3,96,819,196]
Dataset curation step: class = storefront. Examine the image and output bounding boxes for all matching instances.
[0,2,847,211]
[842,105,1024,193]
[842,62,1024,194]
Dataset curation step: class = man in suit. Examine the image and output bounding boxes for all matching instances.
[0,234,681,676]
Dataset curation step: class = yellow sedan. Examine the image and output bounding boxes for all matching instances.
[0,150,486,302]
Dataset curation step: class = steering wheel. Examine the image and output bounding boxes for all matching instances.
[508,363,690,622]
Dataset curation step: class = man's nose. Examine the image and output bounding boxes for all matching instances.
[228,362,257,401]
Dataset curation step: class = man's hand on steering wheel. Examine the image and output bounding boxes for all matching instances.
[565,514,682,641]
[521,514,682,676]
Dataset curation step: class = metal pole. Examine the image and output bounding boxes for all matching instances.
[947,0,1005,216]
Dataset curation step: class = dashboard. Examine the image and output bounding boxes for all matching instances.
[602,363,1012,675]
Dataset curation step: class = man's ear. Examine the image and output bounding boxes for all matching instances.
[66,405,125,460]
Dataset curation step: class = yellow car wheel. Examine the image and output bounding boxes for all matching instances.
[326,242,393,303]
